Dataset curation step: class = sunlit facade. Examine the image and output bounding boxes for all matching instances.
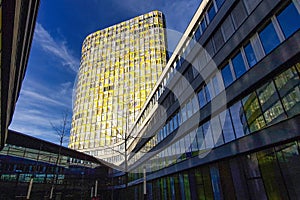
[69,11,167,162]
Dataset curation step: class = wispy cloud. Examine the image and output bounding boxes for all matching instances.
[34,23,79,72]
[10,79,73,146]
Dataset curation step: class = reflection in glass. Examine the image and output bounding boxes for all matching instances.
[277,2,300,38]
[196,127,205,150]
[203,121,214,148]
[259,22,280,54]
[198,89,207,108]
[221,110,235,142]
[207,3,216,22]
[211,115,224,146]
[242,93,266,132]
[210,166,223,200]
[256,81,285,125]
[230,101,249,137]
[274,66,300,117]
[232,52,247,78]
[221,64,234,87]
[244,42,257,68]
[276,142,300,198]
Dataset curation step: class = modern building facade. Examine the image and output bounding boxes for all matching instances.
[1,0,40,150]
[69,11,167,164]
[0,130,109,199]
[109,0,300,199]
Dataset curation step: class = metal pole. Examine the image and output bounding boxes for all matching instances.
[26,177,34,199]
[91,187,94,198]
[143,167,146,199]
[95,180,98,197]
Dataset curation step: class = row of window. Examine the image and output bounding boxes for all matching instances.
[129,0,300,157]
[125,139,300,200]
[124,0,258,147]
[129,63,300,169]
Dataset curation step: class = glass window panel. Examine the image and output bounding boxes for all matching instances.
[189,130,198,153]
[205,84,212,102]
[232,51,247,78]
[213,28,224,52]
[274,66,300,117]
[259,21,280,54]
[198,89,207,108]
[277,2,300,38]
[212,75,221,95]
[200,18,207,33]
[196,126,205,150]
[242,93,266,132]
[257,149,289,199]
[221,64,234,87]
[181,104,187,122]
[221,15,235,41]
[195,26,201,41]
[203,121,214,148]
[210,166,223,200]
[230,159,250,199]
[276,142,300,198]
[205,39,215,58]
[221,110,235,143]
[256,81,285,125]
[191,95,199,113]
[244,42,257,68]
[211,115,224,146]
[207,3,216,22]
[187,100,193,118]
[215,0,225,9]
[231,1,248,28]
[243,0,261,13]
[230,101,249,137]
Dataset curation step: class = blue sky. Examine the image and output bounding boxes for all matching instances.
[9,0,200,145]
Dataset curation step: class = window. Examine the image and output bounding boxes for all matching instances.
[205,81,214,101]
[256,81,285,125]
[213,28,225,52]
[259,21,280,54]
[198,89,207,108]
[205,39,215,58]
[221,64,234,87]
[221,15,235,41]
[230,101,249,137]
[207,3,217,23]
[242,93,266,132]
[274,66,300,117]
[231,1,248,28]
[244,42,257,68]
[195,26,201,41]
[196,127,205,150]
[200,18,207,33]
[232,52,247,78]
[212,75,221,95]
[220,110,235,142]
[211,116,224,146]
[215,0,225,9]
[243,0,261,13]
[277,2,300,38]
[203,122,214,148]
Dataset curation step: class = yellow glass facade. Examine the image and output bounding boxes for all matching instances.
[69,11,167,159]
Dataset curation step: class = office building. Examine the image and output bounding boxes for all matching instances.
[109,0,300,199]
[69,11,167,164]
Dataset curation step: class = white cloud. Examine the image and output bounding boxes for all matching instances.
[34,23,80,72]
[9,80,73,146]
